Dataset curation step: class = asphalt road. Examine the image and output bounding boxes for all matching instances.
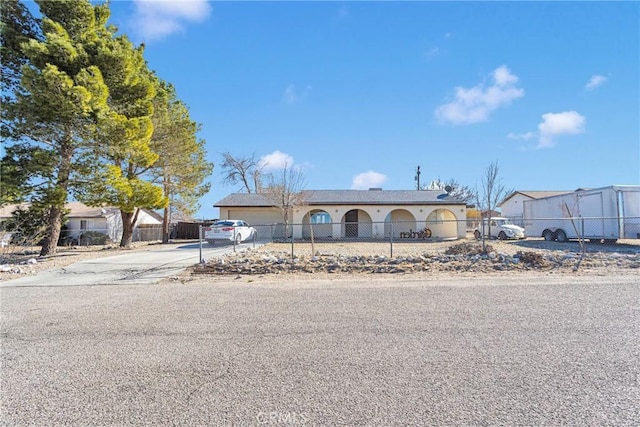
[0,240,257,287]
[1,274,638,426]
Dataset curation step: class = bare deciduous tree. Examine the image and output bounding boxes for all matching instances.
[220,152,264,193]
[426,178,475,202]
[262,163,308,238]
[475,160,513,250]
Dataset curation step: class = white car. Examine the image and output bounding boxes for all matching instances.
[204,220,256,245]
[474,218,526,240]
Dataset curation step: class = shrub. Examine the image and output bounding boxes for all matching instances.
[444,242,494,256]
[79,231,108,245]
[515,251,545,267]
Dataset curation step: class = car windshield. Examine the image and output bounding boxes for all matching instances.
[216,221,236,227]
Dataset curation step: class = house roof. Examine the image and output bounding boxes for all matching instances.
[64,202,119,218]
[499,190,573,207]
[0,202,162,221]
[0,203,29,218]
[215,190,467,207]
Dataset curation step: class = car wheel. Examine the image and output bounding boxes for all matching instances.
[603,239,617,244]
[555,229,568,242]
[498,231,507,240]
[207,240,215,246]
[474,230,481,239]
[542,229,555,241]
[235,233,242,245]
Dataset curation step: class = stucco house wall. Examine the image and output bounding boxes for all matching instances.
[216,190,467,240]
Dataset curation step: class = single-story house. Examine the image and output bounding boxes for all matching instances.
[0,202,163,244]
[499,191,573,223]
[215,189,468,240]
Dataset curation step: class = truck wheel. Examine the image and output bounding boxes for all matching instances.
[542,229,555,241]
[555,229,568,242]
[498,231,507,240]
[474,230,481,239]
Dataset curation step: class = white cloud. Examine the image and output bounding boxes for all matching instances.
[132,0,212,41]
[585,75,608,90]
[507,132,535,141]
[537,111,586,148]
[435,65,525,125]
[283,84,312,104]
[259,150,294,171]
[351,171,388,190]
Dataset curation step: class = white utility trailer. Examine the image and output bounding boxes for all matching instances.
[523,185,640,243]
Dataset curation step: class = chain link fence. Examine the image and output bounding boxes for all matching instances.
[0,221,164,256]
[203,217,640,258]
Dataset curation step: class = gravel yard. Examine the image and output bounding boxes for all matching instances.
[192,237,640,278]
[2,238,640,282]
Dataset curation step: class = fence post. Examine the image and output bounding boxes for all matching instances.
[290,224,294,260]
[390,222,394,258]
[198,225,204,264]
[233,227,236,253]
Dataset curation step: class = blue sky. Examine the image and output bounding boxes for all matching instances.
[48,2,640,218]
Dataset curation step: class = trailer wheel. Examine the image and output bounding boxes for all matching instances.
[555,229,568,242]
[542,229,555,241]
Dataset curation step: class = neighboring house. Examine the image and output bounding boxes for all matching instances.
[499,191,573,224]
[63,202,163,244]
[215,189,468,240]
[0,202,163,244]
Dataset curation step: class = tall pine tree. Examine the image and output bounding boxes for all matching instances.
[3,0,110,255]
[149,78,213,242]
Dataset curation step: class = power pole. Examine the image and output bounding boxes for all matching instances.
[414,166,421,190]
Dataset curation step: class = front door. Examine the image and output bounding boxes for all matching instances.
[345,210,358,238]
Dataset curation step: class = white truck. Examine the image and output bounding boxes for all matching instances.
[523,185,640,243]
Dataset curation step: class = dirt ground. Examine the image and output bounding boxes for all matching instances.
[2,237,639,283]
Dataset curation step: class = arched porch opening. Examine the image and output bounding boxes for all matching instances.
[341,209,372,238]
[425,209,457,239]
[302,210,333,239]
[384,209,417,238]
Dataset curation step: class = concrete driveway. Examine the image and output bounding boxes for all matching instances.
[0,241,257,287]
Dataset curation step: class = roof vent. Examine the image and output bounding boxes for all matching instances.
[368,187,382,191]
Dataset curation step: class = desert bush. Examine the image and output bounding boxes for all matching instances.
[444,242,495,256]
[515,251,546,267]
[79,231,109,245]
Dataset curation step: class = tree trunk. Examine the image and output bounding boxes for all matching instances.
[162,205,170,244]
[120,211,135,248]
[39,140,73,257]
[161,175,171,244]
[39,206,64,256]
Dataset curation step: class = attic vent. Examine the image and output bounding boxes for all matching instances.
[368,187,382,191]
